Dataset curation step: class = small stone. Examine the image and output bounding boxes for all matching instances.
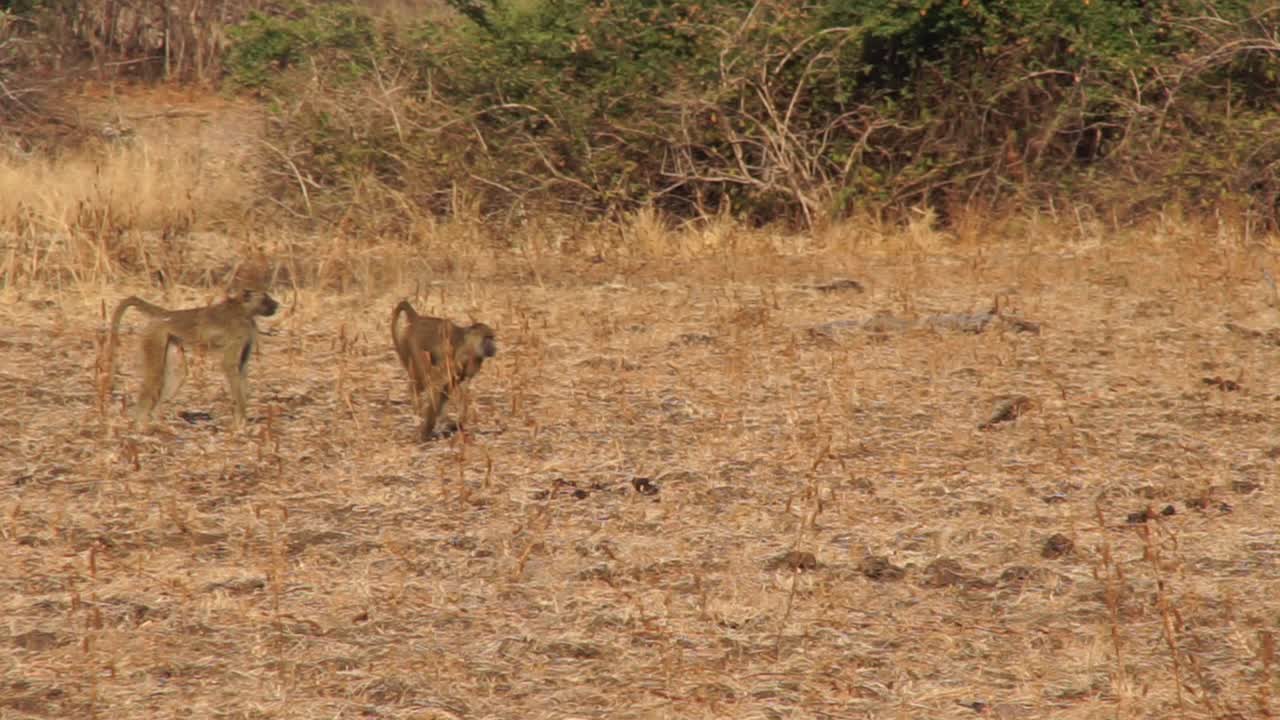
[922,558,978,588]
[767,550,818,572]
[812,279,864,293]
[1042,533,1074,559]
[979,395,1034,429]
[859,555,906,581]
[1231,480,1262,495]
[631,477,659,495]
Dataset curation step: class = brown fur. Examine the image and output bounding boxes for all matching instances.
[106,289,279,427]
[390,300,497,440]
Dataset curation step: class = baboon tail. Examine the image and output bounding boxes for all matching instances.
[105,296,167,393]
[390,300,416,347]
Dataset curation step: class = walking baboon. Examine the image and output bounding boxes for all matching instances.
[106,288,279,427]
[390,300,497,440]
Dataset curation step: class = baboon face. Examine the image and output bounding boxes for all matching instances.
[469,323,497,358]
[239,289,279,317]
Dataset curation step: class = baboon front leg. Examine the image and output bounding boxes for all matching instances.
[452,384,475,433]
[222,342,251,428]
[131,327,171,422]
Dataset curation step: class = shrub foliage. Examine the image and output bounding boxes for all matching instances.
[11,0,1280,229]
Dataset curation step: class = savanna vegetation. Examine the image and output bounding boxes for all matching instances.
[2,2,1279,719]
[3,0,1279,233]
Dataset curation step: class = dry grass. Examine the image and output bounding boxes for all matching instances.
[3,89,1280,720]
[0,86,260,287]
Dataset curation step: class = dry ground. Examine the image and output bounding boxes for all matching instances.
[3,227,1280,719]
[2,78,1280,720]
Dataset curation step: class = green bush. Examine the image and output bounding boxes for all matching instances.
[226,2,380,92]
[224,0,1280,230]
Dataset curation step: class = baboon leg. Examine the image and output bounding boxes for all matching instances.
[159,341,187,404]
[408,348,431,414]
[132,326,171,421]
[222,342,251,428]
[453,384,474,431]
[407,376,426,416]
[418,388,449,441]
[408,346,450,427]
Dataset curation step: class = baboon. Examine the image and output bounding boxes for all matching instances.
[390,300,497,440]
[106,288,279,427]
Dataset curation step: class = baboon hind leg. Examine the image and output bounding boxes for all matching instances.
[407,377,425,417]
[159,341,187,405]
[131,327,172,422]
[407,348,432,414]
[418,387,450,441]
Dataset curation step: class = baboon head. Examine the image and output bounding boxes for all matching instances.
[469,323,498,359]
[453,323,496,379]
[235,289,279,318]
